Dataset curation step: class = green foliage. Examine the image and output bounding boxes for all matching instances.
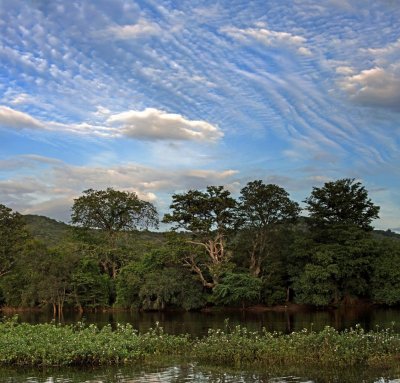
[1,319,399,368]
[292,228,378,305]
[0,204,30,278]
[371,239,400,305]
[0,318,190,366]
[71,256,110,309]
[236,181,300,278]
[163,185,237,236]
[238,180,300,228]
[193,323,400,367]
[115,248,206,310]
[23,214,70,247]
[71,188,159,233]
[291,179,382,306]
[163,186,237,289]
[305,178,380,232]
[139,268,206,310]
[213,273,262,308]
[71,188,159,280]
[0,179,395,312]
[0,239,50,307]
[115,263,143,308]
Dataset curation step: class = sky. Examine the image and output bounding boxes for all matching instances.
[0,0,399,231]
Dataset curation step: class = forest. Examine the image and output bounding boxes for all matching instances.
[1,178,400,315]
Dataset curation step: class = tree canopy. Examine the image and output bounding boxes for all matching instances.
[71,188,159,234]
[238,181,300,228]
[237,181,300,276]
[304,178,379,231]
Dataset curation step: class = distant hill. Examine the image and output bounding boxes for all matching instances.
[22,214,165,249]
[23,214,71,246]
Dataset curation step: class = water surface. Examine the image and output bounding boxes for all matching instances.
[6,306,400,336]
[1,363,400,383]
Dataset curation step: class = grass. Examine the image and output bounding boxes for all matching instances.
[1,316,400,367]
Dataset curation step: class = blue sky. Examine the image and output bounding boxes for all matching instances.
[0,0,399,230]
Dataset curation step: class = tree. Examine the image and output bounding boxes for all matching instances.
[237,181,300,276]
[34,243,82,318]
[71,188,158,278]
[304,178,379,232]
[0,204,29,278]
[292,179,381,305]
[71,188,158,234]
[163,186,237,288]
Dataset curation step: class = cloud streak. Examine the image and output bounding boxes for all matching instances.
[221,25,311,55]
[0,106,223,143]
[0,106,45,130]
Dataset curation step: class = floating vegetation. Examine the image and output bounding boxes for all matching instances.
[1,317,399,367]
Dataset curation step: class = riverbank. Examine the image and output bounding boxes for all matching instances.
[1,317,399,368]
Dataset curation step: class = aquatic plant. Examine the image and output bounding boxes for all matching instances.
[1,317,399,367]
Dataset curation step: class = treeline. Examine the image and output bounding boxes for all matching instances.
[0,178,400,314]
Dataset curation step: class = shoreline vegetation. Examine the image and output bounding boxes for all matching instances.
[1,317,400,368]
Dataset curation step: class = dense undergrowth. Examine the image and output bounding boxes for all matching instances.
[1,317,400,367]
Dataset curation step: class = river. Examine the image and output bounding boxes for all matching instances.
[4,305,400,336]
[1,363,400,382]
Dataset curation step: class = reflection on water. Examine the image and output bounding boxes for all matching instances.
[1,363,400,383]
[5,306,400,336]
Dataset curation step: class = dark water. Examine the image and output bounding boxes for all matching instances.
[5,306,400,336]
[1,363,400,383]
[2,307,400,382]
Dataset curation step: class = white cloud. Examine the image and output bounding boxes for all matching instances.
[0,106,223,143]
[297,46,312,56]
[0,105,45,130]
[339,66,400,111]
[221,25,310,54]
[107,108,223,142]
[336,66,354,75]
[102,19,162,39]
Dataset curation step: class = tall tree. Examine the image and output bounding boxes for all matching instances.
[71,188,158,278]
[0,204,29,278]
[163,186,237,288]
[292,179,381,305]
[304,178,379,232]
[237,181,300,276]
